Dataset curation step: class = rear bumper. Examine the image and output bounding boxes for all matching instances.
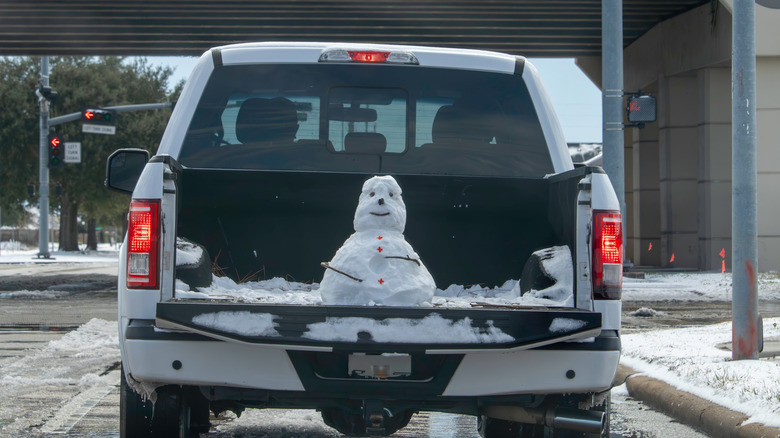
[123,320,620,400]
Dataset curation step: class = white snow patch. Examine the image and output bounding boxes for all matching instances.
[303,314,514,344]
[215,408,341,436]
[549,317,587,334]
[0,290,67,299]
[192,311,280,337]
[620,271,780,302]
[178,274,572,309]
[622,317,780,428]
[629,307,659,317]
[0,319,120,435]
[178,275,322,304]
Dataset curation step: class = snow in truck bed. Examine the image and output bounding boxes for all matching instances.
[174,246,575,309]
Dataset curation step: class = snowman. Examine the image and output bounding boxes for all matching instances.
[319,175,436,306]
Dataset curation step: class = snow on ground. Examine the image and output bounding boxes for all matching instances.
[623,271,780,302]
[621,317,780,428]
[0,319,119,389]
[0,243,120,264]
[0,319,120,434]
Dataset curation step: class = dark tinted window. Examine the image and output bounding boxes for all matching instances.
[179,64,553,177]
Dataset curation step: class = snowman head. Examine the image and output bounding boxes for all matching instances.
[353,176,406,233]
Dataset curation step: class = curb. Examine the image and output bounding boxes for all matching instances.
[614,364,780,438]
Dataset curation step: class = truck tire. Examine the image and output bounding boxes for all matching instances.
[120,368,209,438]
[120,368,154,437]
[519,250,557,295]
[175,238,212,289]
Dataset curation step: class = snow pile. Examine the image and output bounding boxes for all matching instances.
[174,244,575,309]
[0,319,120,435]
[303,314,514,344]
[319,176,436,306]
[629,307,659,317]
[192,311,280,337]
[621,317,780,428]
[176,276,322,305]
[175,275,575,309]
[215,408,341,437]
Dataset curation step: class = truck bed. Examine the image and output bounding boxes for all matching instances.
[175,168,589,290]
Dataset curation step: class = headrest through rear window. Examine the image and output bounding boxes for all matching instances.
[235,97,299,144]
[343,132,387,154]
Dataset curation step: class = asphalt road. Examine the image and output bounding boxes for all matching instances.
[0,265,725,437]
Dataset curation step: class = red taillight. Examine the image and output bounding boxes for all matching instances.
[127,200,160,289]
[592,210,622,300]
[349,51,390,63]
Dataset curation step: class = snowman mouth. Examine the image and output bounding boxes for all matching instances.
[370,212,391,216]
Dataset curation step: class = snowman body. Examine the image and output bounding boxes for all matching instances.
[319,176,436,306]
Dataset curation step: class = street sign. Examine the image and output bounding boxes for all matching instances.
[64,142,81,163]
[82,124,116,135]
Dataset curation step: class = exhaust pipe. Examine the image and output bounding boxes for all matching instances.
[483,406,605,435]
[551,408,605,434]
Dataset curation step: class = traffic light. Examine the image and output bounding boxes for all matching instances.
[37,84,58,102]
[48,134,63,168]
[81,108,116,125]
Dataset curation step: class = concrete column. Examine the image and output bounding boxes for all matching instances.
[630,81,661,266]
[697,66,732,271]
[757,57,780,270]
[624,126,634,263]
[658,74,699,268]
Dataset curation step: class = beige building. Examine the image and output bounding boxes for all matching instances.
[577,0,780,272]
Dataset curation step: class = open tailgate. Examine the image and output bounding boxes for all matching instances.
[156,302,601,353]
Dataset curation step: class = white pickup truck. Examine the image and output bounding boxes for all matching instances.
[106,42,623,438]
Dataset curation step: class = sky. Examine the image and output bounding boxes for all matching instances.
[144,56,603,144]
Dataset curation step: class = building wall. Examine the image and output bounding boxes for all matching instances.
[756,57,780,271]
[628,81,661,266]
[697,66,732,271]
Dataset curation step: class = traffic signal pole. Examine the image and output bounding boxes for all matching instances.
[601,0,626,249]
[37,56,51,259]
[732,0,760,360]
[48,102,173,126]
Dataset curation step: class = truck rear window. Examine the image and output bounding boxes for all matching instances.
[179,64,553,177]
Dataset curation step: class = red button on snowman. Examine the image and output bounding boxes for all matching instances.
[319,175,436,306]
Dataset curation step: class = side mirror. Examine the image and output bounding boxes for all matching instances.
[626,94,657,125]
[105,148,149,194]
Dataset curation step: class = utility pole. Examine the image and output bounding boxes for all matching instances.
[37,56,51,259]
[732,0,760,360]
[602,0,625,235]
